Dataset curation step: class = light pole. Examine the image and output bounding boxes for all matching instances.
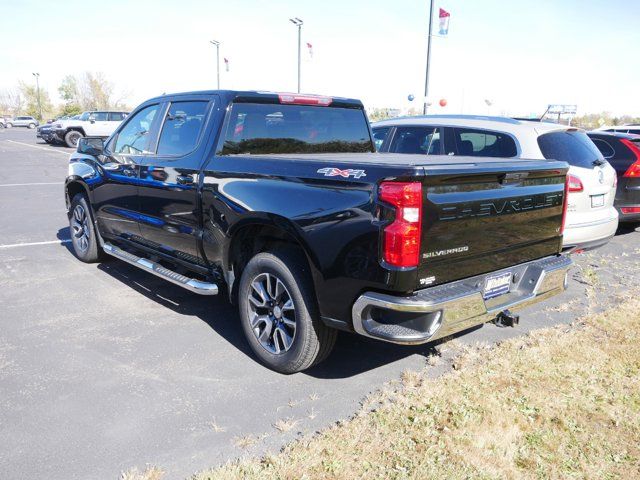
[32,72,42,120]
[210,40,220,89]
[422,1,435,115]
[289,17,303,93]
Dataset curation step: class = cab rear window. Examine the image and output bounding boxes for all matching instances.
[537,130,604,168]
[220,103,373,155]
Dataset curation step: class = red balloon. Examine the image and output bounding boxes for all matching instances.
[439,98,447,107]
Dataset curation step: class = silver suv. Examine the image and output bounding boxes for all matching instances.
[7,116,39,129]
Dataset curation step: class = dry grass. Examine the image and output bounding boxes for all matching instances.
[273,418,300,433]
[120,466,164,480]
[193,297,640,480]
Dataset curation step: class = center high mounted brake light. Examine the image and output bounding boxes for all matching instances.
[379,182,422,268]
[277,93,332,106]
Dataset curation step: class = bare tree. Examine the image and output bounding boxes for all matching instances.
[0,88,25,115]
[58,72,120,111]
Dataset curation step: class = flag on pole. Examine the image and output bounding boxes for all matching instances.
[306,42,313,58]
[224,58,229,72]
[438,8,450,35]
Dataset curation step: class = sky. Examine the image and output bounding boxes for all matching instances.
[1,0,639,117]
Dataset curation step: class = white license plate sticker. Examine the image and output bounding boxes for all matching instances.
[483,272,512,300]
[591,194,605,208]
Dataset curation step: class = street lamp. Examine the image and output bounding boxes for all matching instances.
[422,1,435,115]
[32,72,42,120]
[289,17,303,93]
[210,40,220,89]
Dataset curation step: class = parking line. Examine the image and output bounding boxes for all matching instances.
[4,140,71,155]
[0,182,62,187]
[0,239,71,249]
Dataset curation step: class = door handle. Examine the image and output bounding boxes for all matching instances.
[176,175,195,185]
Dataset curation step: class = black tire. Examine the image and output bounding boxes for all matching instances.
[238,249,337,373]
[64,130,83,148]
[69,194,103,263]
[28,123,36,129]
[6,123,12,128]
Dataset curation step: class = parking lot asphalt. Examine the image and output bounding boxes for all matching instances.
[0,127,638,479]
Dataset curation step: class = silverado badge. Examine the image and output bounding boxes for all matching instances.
[317,167,367,179]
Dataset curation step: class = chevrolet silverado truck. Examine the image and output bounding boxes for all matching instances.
[65,90,572,373]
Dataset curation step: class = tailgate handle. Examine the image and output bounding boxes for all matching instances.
[500,172,528,184]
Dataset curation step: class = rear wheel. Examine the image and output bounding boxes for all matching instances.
[69,194,103,263]
[238,250,337,373]
[64,130,83,148]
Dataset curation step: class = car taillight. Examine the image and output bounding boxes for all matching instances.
[621,207,640,214]
[568,174,583,192]
[620,139,640,177]
[278,93,332,106]
[561,175,569,235]
[379,182,422,268]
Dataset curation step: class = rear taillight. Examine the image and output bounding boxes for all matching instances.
[379,181,422,268]
[621,139,640,177]
[278,93,332,106]
[561,175,569,235]
[568,174,583,192]
[621,206,640,214]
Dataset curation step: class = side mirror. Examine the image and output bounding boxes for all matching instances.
[88,116,96,124]
[77,137,104,156]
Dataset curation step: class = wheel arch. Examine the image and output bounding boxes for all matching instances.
[225,217,322,305]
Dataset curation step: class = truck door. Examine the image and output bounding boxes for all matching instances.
[136,96,216,263]
[91,103,163,240]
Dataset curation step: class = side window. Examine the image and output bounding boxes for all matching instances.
[388,127,441,155]
[156,101,208,156]
[108,112,125,121]
[113,104,160,155]
[627,129,640,135]
[91,112,108,121]
[591,138,615,159]
[452,128,517,157]
[372,127,390,151]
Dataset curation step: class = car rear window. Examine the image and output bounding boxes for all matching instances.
[537,130,604,168]
[220,103,373,155]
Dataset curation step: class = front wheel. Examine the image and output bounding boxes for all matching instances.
[6,123,12,128]
[64,130,83,148]
[28,123,36,129]
[69,194,103,263]
[238,250,337,373]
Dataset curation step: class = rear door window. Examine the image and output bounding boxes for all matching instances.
[388,126,441,154]
[451,128,517,157]
[157,101,209,156]
[590,138,615,159]
[537,130,604,168]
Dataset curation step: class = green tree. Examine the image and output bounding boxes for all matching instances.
[18,81,53,121]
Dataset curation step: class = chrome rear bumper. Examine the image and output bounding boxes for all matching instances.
[352,255,572,345]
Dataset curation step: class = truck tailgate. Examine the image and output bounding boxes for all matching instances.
[415,159,567,289]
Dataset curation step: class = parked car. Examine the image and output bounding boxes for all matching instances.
[53,110,129,148]
[7,115,39,128]
[0,118,5,129]
[595,124,640,136]
[37,116,76,143]
[64,91,572,373]
[587,131,640,224]
[372,115,618,252]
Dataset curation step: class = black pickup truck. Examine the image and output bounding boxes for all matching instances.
[65,90,572,373]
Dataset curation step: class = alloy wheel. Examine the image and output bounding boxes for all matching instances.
[247,272,296,355]
[71,204,90,252]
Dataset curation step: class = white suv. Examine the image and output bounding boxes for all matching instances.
[53,111,128,148]
[372,115,619,251]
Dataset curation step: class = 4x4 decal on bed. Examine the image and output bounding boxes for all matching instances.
[317,167,367,179]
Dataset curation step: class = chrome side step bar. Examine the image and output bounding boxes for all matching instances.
[103,243,218,295]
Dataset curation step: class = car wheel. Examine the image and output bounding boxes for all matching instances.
[238,249,337,374]
[28,123,36,129]
[64,130,83,148]
[6,123,12,128]
[69,194,103,263]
